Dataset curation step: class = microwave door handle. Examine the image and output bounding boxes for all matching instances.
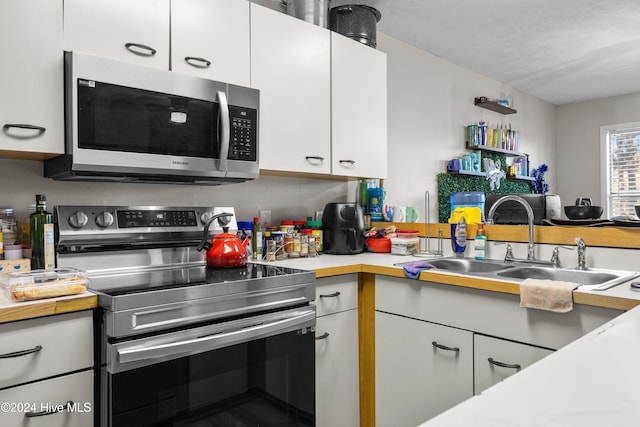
[216,91,230,172]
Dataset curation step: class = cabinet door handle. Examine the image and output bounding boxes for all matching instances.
[185,56,211,68]
[0,345,43,359]
[315,332,330,340]
[3,123,46,136]
[125,42,157,56]
[488,357,521,370]
[25,401,73,417]
[305,156,325,164]
[339,159,356,167]
[319,291,341,298]
[431,341,459,352]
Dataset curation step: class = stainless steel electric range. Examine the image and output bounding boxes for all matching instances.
[54,205,316,427]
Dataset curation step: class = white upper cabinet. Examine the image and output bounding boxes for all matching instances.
[251,4,331,174]
[171,0,250,86]
[64,0,170,69]
[331,32,387,178]
[0,0,64,157]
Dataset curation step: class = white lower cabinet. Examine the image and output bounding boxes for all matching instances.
[315,275,359,427]
[374,275,622,425]
[473,333,554,395]
[0,311,94,426]
[376,311,473,427]
[0,370,94,427]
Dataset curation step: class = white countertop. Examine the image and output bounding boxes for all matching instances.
[418,303,640,426]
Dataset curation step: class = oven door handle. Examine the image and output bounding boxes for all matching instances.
[116,308,315,365]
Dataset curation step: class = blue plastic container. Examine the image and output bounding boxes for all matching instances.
[449,192,485,222]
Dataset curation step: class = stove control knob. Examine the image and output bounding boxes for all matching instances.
[68,211,89,229]
[95,211,114,228]
[200,211,214,224]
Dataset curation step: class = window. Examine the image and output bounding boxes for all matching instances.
[601,122,640,217]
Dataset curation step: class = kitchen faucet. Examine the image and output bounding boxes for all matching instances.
[576,237,587,270]
[487,195,536,261]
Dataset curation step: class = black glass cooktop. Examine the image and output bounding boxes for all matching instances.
[88,263,314,297]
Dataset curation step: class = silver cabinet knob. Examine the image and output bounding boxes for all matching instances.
[95,211,114,228]
[68,211,88,228]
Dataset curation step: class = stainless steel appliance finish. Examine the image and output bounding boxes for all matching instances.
[54,205,315,426]
[45,52,259,185]
[485,193,561,225]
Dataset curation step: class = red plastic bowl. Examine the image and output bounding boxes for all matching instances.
[367,237,391,253]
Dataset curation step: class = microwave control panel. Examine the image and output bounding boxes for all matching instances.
[229,106,257,161]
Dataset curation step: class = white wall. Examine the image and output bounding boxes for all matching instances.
[376,33,557,222]
[0,159,348,224]
[556,92,640,210]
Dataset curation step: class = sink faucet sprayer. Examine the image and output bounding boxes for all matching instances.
[487,195,536,261]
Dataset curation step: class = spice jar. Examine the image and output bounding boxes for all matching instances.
[302,229,316,257]
[280,220,295,234]
[271,231,287,260]
[0,208,18,248]
[284,233,294,254]
[300,233,309,257]
[306,220,323,252]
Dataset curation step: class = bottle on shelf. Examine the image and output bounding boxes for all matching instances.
[30,195,55,270]
[19,203,37,259]
[251,216,263,261]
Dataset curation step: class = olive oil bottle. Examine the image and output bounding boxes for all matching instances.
[30,194,55,270]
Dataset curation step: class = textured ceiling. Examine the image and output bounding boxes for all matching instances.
[333,0,640,105]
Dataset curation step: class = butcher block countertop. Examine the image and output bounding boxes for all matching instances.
[0,292,97,323]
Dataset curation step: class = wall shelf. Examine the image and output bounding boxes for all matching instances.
[474,97,517,115]
[466,144,528,158]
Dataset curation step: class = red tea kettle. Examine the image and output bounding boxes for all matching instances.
[197,212,249,268]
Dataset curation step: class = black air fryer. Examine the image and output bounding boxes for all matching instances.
[322,203,366,254]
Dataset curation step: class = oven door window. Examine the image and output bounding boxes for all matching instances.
[77,81,220,159]
[109,329,315,427]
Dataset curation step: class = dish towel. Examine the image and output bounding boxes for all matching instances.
[402,261,434,280]
[519,278,579,313]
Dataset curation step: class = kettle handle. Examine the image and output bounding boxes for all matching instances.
[197,212,234,252]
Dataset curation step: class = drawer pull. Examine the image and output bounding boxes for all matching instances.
[3,123,46,136]
[185,56,212,68]
[488,357,521,371]
[25,401,73,418]
[319,291,341,298]
[339,159,356,167]
[305,156,325,164]
[315,332,330,340]
[0,345,43,359]
[431,341,459,352]
[125,42,157,56]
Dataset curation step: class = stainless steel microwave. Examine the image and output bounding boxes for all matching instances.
[45,51,259,185]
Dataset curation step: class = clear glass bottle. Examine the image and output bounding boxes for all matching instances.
[20,204,36,259]
[30,195,55,270]
[0,208,17,248]
[251,217,263,261]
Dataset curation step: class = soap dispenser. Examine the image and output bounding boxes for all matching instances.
[451,216,467,258]
[474,223,486,260]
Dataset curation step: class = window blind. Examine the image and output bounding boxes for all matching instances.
[607,126,640,216]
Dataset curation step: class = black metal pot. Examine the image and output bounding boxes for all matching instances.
[329,4,381,48]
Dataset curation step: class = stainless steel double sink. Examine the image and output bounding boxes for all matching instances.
[397,257,639,291]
